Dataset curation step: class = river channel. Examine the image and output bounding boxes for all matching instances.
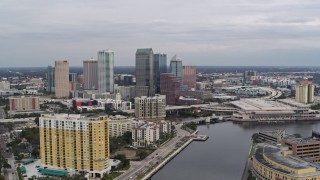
[151,121,320,180]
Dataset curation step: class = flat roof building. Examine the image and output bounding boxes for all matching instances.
[98,50,114,93]
[160,73,180,105]
[134,94,166,121]
[9,96,40,112]
[136,48,155,96]
[55,60,69,98]
[283,137,320,162]
[183,66,196,89]
[252,143,320,180]
[83,59,98,90]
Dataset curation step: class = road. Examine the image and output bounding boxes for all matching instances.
[0,131,18,180]
[260,86,282,99]
[116,124,190,180]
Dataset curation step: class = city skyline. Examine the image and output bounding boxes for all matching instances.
[1,0,320,67]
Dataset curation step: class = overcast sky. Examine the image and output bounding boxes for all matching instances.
[1,0,320,67]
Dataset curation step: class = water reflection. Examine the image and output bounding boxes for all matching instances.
[152,121,320,180]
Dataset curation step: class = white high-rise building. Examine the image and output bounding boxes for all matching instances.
[83,59,98,90]
[98,50,114,93]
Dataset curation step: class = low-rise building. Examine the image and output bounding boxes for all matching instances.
[231,99,316,121]
[9,96,40,112]
[132,120,172,147]
[0,81,10,90]
[283,137,320,162]
[180,90,212,100]
[109,115,136,137]
[132,122,160,147]
[252,143,320,180]
[159,120,172,134]
[257,130,286,145]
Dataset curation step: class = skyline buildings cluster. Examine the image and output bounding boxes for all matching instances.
[47,48,197,104]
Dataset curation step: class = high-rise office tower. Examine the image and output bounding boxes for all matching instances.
[154,53,167,93]
[295,80,314,104]
[183,66,196,89]
[83,59,98,90]
[55,60,69,98]
[40,114,110,178]
[98,50,114,93]
[170,55,183,87]
[47,66,55,93]
[135,48,155,96]
[160,73,180,105]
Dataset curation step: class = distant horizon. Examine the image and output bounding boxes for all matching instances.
[1,65,320,69]
[1,1,320,67]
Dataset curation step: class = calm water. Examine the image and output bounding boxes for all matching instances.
[152,121,320,180]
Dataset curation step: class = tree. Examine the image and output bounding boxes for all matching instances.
[3,162,11,169]
[122,132,132,144]
[4,122,14,131]
[136,149,148,160]
[31,147,40,158]
[293,133,302,138]
[34,117,39,126]
[114,154,130,169]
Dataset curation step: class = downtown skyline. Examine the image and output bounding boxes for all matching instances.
[1,0,320,67]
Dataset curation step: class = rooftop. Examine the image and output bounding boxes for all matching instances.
[254,143,320,177]
[277,99,310,108]
[136,48,153,53]
[231,99,294,111]
[259,130,285,138]
[284,137,320,145]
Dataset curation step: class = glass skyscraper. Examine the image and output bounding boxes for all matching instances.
[154,53,167,93]
[135,48,155,96]
[47,65,55,93]
[170,55,183,87]
[98,49,114,93]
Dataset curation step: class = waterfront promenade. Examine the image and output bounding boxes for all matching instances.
[116,124,208,180]
[116,124,191,180]
[116,124,209,180]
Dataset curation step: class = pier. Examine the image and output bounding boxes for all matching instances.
[192,134,209,141]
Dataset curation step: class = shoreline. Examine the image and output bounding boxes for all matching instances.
[142,130,203,179]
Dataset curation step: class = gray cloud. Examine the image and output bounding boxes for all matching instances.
[1,0,320,67]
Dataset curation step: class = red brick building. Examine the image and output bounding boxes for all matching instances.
[160,73,180,105]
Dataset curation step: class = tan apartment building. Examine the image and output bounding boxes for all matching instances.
[295,80,314,104]
[134,94,166,121]
[39,114,110,178]
[109,115,135,137]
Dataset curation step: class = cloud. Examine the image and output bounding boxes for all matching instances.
[0,0,320,67]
